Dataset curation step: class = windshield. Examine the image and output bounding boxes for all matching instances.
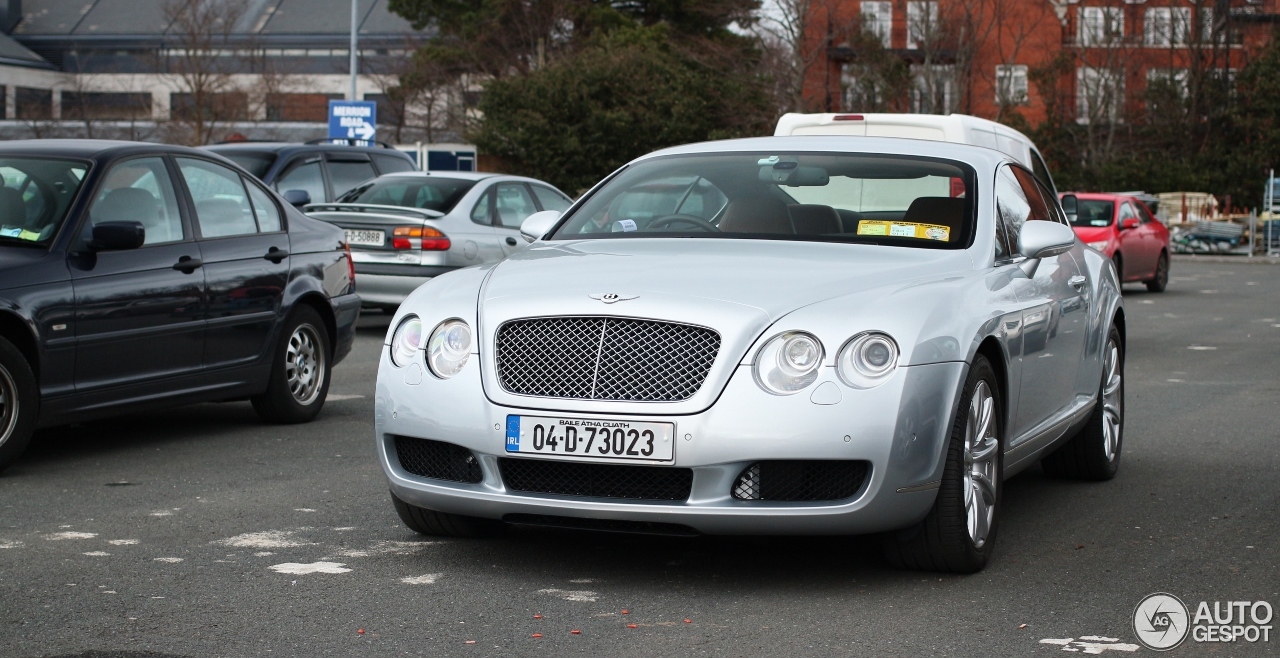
[336,177,477,213]
[222,152,276,180]
[0,157,91,247]
[1072,200,1114,227]
[551,152,975,248]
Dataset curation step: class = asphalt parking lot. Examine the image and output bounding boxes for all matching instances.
[2,260,1278,657]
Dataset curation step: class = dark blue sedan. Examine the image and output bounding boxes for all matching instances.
[0,140,361,472]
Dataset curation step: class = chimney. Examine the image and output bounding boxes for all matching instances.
[0,0,21,34]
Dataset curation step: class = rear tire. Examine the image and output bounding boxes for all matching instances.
[882,355,1002,573]
[251,305,331,424]
[1112,253,1124,284]
[1144,252,1169,292]
[0,336,38,474]
[1042,325,1124,481]
[391,493,504,538]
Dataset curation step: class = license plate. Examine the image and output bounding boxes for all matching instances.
[344,229,385,247]
[505,415,675,463]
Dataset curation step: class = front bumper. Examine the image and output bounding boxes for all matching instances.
[375,350,966,536]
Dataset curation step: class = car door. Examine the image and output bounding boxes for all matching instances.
[175,157,290,371]
[274,155,328,204]
[68,155,206,391]
[492,182,542,255]
[996,164,1088,443]
[1116,201,1148,279]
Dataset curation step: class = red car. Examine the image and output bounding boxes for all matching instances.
[1062,192,1170,292]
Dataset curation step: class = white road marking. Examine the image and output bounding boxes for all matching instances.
[1140,300,1154,304]
[153,557,184,563]
[1200,290,1219,294]
[254,551,275,556]
[44,532,97,540]
[108,539,139,545]
[569,578,598,583]
[326,394,365,401]
[401,574,442,585]
[1040,638,1139,653]
[102,590,117,594]
[269,561,351,575]
[1187,346,1218,350]
[336,540,430,558]
[149,511,173,517]
[333,527,356,531]
[82,551,110,556]
[294,508,317,513]
[1167,378,1185,383]
[217,530,312,549]
[0,540,22,549]
[538,588,599,602]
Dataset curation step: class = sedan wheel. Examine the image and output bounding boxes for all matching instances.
[883,355,1002,573]
[251,306,332,424]
[1145,252,1169,292]
[285,324,326,405]
[1042,325,1124,480]
[0,336,39,473]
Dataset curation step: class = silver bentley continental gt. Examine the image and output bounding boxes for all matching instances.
[374,136,1125,573]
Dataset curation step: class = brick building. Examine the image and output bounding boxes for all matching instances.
[803,0,1280,125]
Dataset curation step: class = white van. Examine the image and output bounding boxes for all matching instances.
[775,112,1057,193]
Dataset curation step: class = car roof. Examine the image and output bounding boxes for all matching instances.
[639,135,1014,169]
[376,171,504,182]
[204,143,411,158]
[0,139,215,159]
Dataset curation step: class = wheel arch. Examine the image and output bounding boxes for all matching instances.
[0,310,39,379]
[974,336,1008,432]
[290,293,338,358]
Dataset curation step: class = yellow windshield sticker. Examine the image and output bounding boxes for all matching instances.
[856,221,950,241]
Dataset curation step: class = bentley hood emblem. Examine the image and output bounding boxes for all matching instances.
[589,292,639,304]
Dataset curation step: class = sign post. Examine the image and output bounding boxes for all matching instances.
[328,100,377,142]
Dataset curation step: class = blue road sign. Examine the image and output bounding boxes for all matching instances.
[328,100,377,141]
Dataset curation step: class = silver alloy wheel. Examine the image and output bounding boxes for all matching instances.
[1101,339,1123,461]
[0,365,17,448]
[963,380,999,548]
[285,324,326,406]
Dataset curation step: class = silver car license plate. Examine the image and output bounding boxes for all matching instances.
[505,415,675,463]
[344,229,385,247]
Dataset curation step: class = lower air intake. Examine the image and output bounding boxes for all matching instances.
[731,460,869,501]
[393,436,484,484]
[499,458,693,501]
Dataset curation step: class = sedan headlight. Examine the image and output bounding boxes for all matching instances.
[1087,240,1110,251]
[753,332,824,395]
[389,315,423,367]
[426,319,472,378]
[836,332,899,389]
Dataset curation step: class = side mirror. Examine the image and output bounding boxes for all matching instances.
[283,189,312,207]
[90,221,146,251]
[520,210,561,243]
[1059,194,1078,223]
[1017,220,1076,277]
[1120,217,1139,230]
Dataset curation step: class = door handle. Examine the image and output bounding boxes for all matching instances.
[264,247,289,263]
[505,237,517,246]
[1068,275,1087,290]
[173,256,203,273]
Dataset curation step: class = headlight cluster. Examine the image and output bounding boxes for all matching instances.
[389,316,472,378]
[1087,240,1110,251]
[753,330,899,395]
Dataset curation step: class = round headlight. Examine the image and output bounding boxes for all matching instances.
[426,319,472,378]
[836,332,899,389]
[390,315,422,367]
[753,332,824,395]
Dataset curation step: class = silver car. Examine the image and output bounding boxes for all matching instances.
[374,137,1125,573]
[305,172,573,310]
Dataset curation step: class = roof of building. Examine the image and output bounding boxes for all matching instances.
[11,0,416,37]
[0,31,52,68]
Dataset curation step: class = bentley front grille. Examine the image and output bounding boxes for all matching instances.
[494,317,720,402]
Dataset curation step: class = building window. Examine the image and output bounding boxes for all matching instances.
[170,93,249,122]
[1077,66,1123,124]
[1078,6,1124,46]
[265,93,342,122]
[906,1,938,50]
[62,92,152,121]
[15,88,52,120]
[861,1,893,48]
[911,64,955,114]
[1145,7,1190,46]
[996,65,1029,105]
[1147,68,1189,97]
[1197,6,1221,44]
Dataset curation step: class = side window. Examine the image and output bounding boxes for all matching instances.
[177,157,258,239]
[470,188,492,225]
[0,166,47,226]
[531,185,572,213]
[245,181,282,232]
[89,157,185,245]
[1136,202,1156,224]
[1030,149,1056,195]
[1119,202,1138,225]
[275,158,325,203]
[1010,167,1053,222]
[372,153,415,175]
[327,158,376,198]
[494,183,538,229]
[994,164,1031,258]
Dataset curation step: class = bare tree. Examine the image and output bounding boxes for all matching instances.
[160,0,254,145]
[755,0,860,113]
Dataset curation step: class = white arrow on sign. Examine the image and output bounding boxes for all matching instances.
[346,120,376,140]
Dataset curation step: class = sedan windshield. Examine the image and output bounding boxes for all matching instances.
[337,177,477,213]
[0,157,90,247]
[1072,200,1115,227]
[551,152,976,248]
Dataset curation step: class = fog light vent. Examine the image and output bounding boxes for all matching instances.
[730,460,869,502]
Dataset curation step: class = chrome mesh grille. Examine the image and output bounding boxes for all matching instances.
[495,317,720,402]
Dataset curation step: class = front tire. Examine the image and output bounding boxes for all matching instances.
[1144,252,1169,292]
[0,336,38,474]
[1042,325,1124,481]
[882,355,1002,573]
[251,305,331,424]
[391,493,504,538]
